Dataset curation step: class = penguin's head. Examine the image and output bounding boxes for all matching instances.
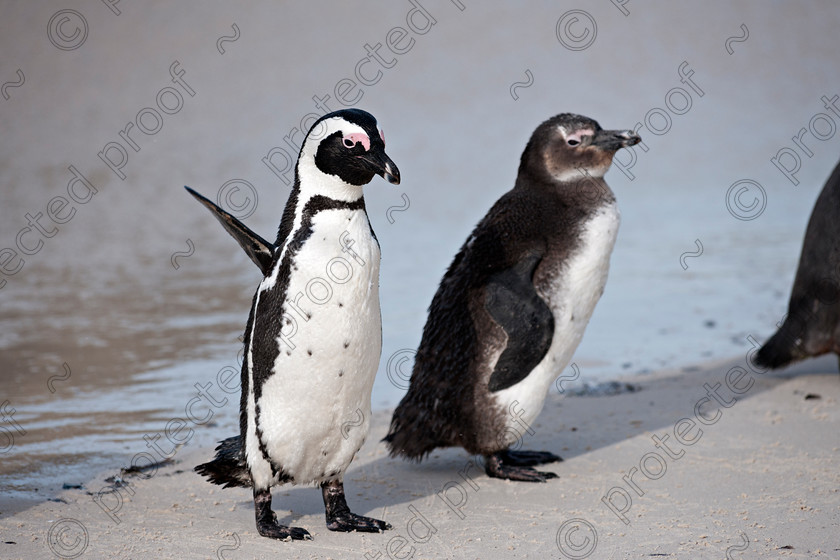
[519,113,640,183]
[298,109,400,192]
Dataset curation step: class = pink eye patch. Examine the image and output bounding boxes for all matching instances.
[566,128,594,143]
[343,132,370,151]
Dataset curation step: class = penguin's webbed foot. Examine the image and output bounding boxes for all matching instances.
[256,518,313,541]
[326,511,391,533]
[322,479,391,533]
[501,449,562,466]
[254,488,313,541]
[485,451,559,482]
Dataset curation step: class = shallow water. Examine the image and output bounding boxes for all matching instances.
[2,1,839,509]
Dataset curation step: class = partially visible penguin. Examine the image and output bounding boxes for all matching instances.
[190,108,400,540]
[754,155,840,370]
[385,113,640,481]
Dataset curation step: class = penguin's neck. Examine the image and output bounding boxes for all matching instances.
[274,163,365,247]
[264,173,368,292]
[515,172,616,207]
[550,163,607,184]
[297,155,365,203]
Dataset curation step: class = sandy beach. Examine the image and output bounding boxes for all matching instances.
[2,2,840,558]
[2,355,838,559]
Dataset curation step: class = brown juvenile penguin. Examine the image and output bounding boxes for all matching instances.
[385,113,640,481]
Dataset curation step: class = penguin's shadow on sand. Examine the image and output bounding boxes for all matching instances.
[227,355,838,523]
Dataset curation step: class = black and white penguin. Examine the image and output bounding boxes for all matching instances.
[754,156,840,369]
[385,113,639,481]
[191,108,400,540]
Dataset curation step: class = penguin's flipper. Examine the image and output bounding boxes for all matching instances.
[185,186,274,275]
[485,254,554,392]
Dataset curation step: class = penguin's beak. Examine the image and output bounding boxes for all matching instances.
[360,150,401,185]
[593,129,641,151]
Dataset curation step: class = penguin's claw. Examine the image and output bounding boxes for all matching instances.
[501,449,562,466]
[326,512,391,533]
[256,520,313,541]
[485,452,559,482]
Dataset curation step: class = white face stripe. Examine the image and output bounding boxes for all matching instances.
[298,116,370,197]
[304,117,368,155]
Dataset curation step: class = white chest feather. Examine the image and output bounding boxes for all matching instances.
[494,203,620,438]
[246,209,382,486]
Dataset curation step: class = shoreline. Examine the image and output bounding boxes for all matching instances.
[0,352,733,519]
[2,353,837,558]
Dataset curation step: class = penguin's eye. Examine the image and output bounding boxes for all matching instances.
[342,132,370,151]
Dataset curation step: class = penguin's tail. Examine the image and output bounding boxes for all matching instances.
[382,408,443,462]
[753,308,817,370]
[194,435,252,488]
[753,331,799,370]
